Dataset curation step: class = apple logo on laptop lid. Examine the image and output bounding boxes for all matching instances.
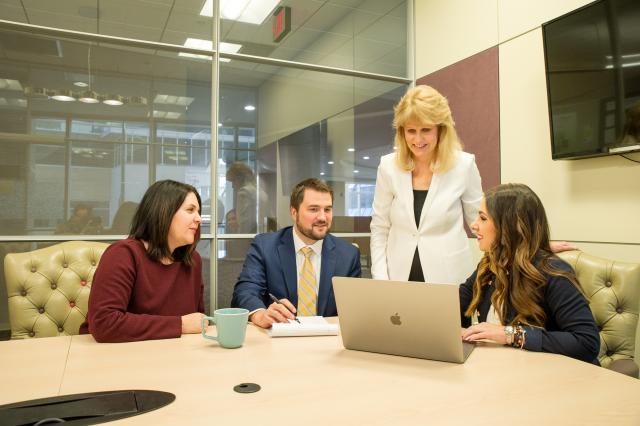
[390,313,402,325]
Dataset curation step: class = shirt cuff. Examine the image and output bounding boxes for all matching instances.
[248,308,265,320]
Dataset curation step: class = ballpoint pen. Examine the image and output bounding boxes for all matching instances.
[268,293,300,323]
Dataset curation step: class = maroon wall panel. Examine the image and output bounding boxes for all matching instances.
[417,47,500,191]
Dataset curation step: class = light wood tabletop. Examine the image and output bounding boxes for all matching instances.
[1,319,639,425]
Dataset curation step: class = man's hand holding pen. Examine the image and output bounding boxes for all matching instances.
[249,294,299,329]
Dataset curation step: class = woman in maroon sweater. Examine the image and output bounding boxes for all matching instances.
[81,180,206,342]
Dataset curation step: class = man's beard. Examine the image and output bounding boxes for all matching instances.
[295,216,330,242]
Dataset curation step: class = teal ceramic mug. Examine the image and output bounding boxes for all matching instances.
[201,308,249,349]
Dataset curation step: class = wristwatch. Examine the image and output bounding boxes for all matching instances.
[504,325,515,345]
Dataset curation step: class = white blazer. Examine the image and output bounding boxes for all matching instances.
[370,151,482,284]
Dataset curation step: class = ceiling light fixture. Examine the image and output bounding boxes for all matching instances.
[79,47,99,104]
[79,90,100,104]
[51,89,76,102]
[103,94,125,106]
[327,161,334,165]
[200,0,280,25]
[244,104,255,111]
[363,156,370,160]
[74,81,89,88]
[348,148,355,152]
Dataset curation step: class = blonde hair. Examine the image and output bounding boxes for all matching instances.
[393,85,462,173]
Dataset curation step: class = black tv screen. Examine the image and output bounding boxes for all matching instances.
[543,0,640,159]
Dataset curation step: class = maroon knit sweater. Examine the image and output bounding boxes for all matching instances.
[80,239,204,342]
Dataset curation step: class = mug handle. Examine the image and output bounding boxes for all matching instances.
[201,315,218,341]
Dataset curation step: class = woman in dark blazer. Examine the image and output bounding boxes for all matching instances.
[460,183,599,363]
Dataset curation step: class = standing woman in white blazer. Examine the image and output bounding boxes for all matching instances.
[370,85,482,284]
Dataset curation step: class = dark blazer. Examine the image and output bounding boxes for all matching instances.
[231,226,361,316]
[459,257,600,364]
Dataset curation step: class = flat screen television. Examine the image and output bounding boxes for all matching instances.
[542,0,640,160]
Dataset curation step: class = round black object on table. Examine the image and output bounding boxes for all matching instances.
[233,383,261,394]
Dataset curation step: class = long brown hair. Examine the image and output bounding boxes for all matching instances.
[129,180,201,266]
[464,183,582,327]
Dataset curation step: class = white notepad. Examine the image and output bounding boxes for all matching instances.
[268,316,339,337]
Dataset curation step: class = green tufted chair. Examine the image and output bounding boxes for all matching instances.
[558,251,640,378]
[4,241,109,339]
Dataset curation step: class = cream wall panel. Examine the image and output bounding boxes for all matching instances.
[499,28,640,245]
[497,0,593,42]
[415,0,498,77]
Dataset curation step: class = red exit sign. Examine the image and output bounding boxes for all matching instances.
[273,6,291,42]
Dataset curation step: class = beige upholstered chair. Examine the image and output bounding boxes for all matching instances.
[4,241,109,339]
[558,251,640,378]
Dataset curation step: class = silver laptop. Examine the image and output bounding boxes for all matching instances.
[332,277,475,363]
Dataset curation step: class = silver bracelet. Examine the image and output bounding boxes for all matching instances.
[504,325,514,345]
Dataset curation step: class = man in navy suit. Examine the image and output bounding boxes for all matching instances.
[231,178,361,329]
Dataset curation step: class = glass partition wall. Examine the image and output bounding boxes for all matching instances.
[0,0,411,336]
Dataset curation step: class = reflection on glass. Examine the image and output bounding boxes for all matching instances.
[0,1,213,46]
[0,29,211,236]
[219,0,408,76]
[219,58,406,234]
[54,204,104,235]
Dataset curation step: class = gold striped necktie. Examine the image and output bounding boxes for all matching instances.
[298,246,317,316]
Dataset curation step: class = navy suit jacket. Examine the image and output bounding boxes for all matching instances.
[231,226,361,316]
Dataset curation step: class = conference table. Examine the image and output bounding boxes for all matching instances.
[1,318,640,425]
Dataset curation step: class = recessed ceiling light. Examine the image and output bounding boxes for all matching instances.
[327,161,334,165]
[320,172,325,176]
[363,156,370,160]
[347,148,355,152]
[154,94,194,106]
[200,0,280,25]
[244,105,255,111]
[73,81,89,88]
[179,38,242,60]
[0,78,23,91]
[354,170,359,173]
[218,123,222,127]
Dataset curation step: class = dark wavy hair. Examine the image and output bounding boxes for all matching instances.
[464,183,583,327]
[129,180,201,266]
